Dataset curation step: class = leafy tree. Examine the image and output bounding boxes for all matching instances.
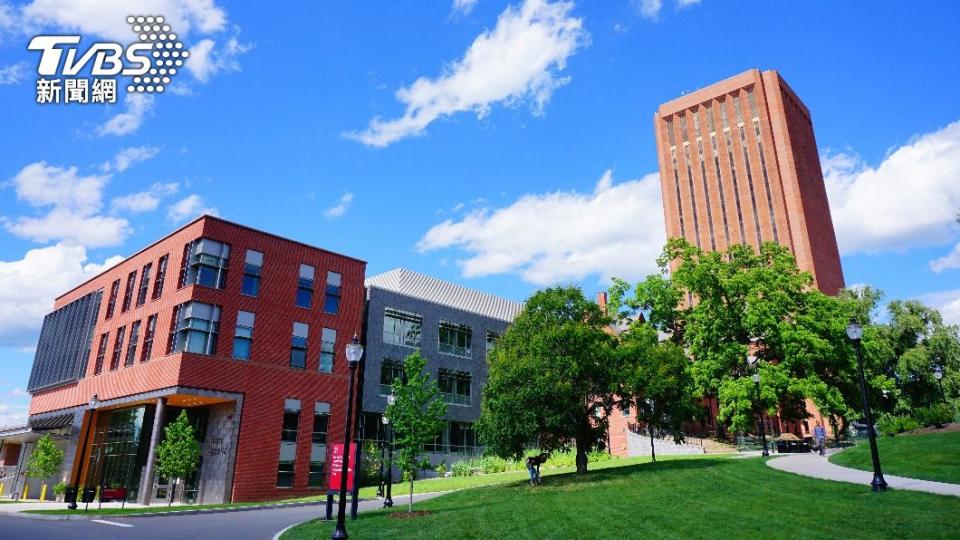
[155,410,201,506]
[26,434,64,500]
[385,351,447,513]
[618,324,699,461]
[477,286,616,473]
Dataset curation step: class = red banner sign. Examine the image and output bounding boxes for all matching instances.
[328,443,355,491]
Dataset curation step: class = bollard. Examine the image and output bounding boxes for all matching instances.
[22,484,29,500]
[40,484,47,501]
[0,482,4,497]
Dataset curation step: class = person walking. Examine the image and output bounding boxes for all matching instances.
[814,422,827,456]
[526,455,541,486]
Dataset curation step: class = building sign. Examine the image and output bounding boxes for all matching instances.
[203,436,230,457]
[328,443,355,492]
[27,15,187,104]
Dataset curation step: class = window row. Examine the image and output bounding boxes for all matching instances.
[379,361,472,406]
[382,308,500,359]
[92,314,159,375]
[104,254,169,320]
[364,418,478,456]
[277,399,330,488]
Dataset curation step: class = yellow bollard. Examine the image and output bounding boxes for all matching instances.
[0,482,4,497]
[40,484,47,501]
[22,484,28,500]
[94,485,100,502]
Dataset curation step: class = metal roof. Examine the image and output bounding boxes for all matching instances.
[365,268,524,323]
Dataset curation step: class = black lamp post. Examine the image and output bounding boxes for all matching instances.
[934,366,946,403]
[847,318,887,492]
[751,371,769,457]
[332,335,364,540]
[382,394,395,508]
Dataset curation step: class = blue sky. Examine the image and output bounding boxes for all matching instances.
[1,0,960,426]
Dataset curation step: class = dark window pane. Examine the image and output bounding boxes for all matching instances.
[242,275,260,296]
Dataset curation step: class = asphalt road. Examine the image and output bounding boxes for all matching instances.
[0,492,443,540]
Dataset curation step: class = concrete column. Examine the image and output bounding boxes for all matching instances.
[138,397,166,505]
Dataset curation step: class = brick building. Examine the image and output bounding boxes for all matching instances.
[653,68,844,294]
[16,216,365,503]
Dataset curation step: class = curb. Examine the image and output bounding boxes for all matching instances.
[14,499,339,521]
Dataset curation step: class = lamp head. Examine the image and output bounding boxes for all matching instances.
[345,334,363,366]
[751,373,760,384]
[934,366,944,380]
[386,394,396,407]
[846,318,863,342]
[381,415,390,425]
[89,394,99,409]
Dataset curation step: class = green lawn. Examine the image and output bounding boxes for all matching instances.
[830,430,960,485]
[284,457,960,539]
[25,456,655,516]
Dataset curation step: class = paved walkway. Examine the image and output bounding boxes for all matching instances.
[767,449,960,497]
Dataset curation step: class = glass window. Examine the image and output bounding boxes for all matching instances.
[439,321,471,357]
[281,410,300,442]
[121,270,137,312]
[319,328,335,373]
[276,461,295,488]
[110,326,126,371]
[124,320,141,367]
[181,238,230,290]
[313,407,329,444]
[242,250,263,297]
[168,301,221,355]
[379,360,404,395]
[105,279,120,319]
[308,462,325,488]
[290,322,308,369]
[383,308,422,348]
[94,333,109,375]
[449,422,477,454]
[233,311,255,360]
[296,264,314,308]
[141,315,157,362]
[485,331,498,358]
[439,369,471,406]
[323,271,341,314]
[136,263,152,307]
[152,254,168,300]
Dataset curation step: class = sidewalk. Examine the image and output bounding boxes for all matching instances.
[767,450,960,497]
[0,499,192,518]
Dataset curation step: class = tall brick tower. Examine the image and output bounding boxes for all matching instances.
[654,69,844,294]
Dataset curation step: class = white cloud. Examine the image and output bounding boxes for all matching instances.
[112,182,179,213]
[417,169,666,285]
[186,35,251,83]
[323,192,354,220]
[6,388,28,398]
[97,93,154,137]
[5,162,131,247]
[346,0,587,147]
[824,120,960,255]
[677,0,701,6]
[0,402,29,429]
[20,0,227,42]
[918,289,960,326]
[931,243,960,273]
[0,243,123,349]
[167,194,217,223]
[452,0,480,16]
[635,0,662,20]
[101,145,161,173]
[0,62,26,85]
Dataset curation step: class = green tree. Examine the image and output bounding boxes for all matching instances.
[477,286,616,473]
[619,324,699,461]
[26,434,64,500]
[386,351,447,513]
[155,410,201,506]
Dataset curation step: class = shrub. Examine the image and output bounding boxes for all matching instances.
[451,460,474,477]
[434,461,447,476]
[915,404,955,428]
[53,482,67,497]
[877,414,921,436]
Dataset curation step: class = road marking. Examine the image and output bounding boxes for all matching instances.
[91,519,134,528]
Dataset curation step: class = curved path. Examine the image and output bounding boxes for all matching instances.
[767,450,960,497]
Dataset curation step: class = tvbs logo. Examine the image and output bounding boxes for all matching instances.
[28,15,188,104]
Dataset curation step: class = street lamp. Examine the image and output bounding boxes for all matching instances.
[382,393,395,508]
[750,371,769,457]
[847,318,887,492]
[934,366,946,403]
[332,335,364,540]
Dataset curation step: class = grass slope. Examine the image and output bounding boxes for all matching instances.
[284,457,960,540]
[830,431,960,485]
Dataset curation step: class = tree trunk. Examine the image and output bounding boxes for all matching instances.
[575,439,588,474]
[648,422,656,463]
[168,479,175,507]
[408,477,414,513]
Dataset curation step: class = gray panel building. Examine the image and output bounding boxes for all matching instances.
[360,269,523,463]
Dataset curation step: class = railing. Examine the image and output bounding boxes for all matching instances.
[626,422,704,446]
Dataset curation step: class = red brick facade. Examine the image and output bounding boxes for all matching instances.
[654,69,844,295]
[28,216,365,502]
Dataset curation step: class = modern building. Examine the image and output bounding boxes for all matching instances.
[653,68,844,295]
[358,268,523,465]
[13,216,365,503]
